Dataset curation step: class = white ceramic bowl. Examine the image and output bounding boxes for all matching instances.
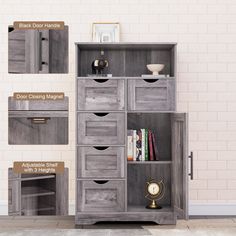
[147,64,165,75]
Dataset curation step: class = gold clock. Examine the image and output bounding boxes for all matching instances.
[145,179,165,209]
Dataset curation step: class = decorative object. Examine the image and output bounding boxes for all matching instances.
[92,23,120,42]
[145,179,165,209]
[91,59,109,75]
[147,64,165,75]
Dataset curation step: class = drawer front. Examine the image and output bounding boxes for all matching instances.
[77,146,125,178]
[77,79,125,111]
[77,113,125,145]
[77,180,125,212]
[9,116,68,144]
[128,79,175,111]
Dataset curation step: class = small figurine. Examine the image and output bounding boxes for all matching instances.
[91,59,108,75]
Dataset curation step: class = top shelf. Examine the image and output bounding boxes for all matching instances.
[75,42,176,50]
[76,42,176,78]
[76,76,175,80]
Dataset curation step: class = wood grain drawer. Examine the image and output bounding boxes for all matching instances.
[77,146,125,178]
[77,180,125,212]
[77,79,125,111]
[128,79,175,111]
[77,112,125,145]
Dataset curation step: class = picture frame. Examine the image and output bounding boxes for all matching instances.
[92,22,120,42]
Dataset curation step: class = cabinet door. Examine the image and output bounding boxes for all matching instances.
[8,29,26,73]
[49,26,68,73]
[8,115,68,145]
[171,113,188,219]
[8,169,21,216]
[56,168,69,215]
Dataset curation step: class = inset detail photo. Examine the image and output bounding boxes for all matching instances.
[8,25,68,73]
[8,94,69,145]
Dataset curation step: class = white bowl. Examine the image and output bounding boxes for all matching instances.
[147,64,165,75]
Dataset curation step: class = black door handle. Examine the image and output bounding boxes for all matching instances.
[188,152,193,180]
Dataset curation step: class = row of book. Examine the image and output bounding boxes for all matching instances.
[127,129,159,161]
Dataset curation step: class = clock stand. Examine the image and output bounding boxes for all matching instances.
[75,43,192,225]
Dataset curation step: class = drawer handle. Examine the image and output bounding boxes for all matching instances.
[94,180,109,184]
[94,79,109,83]
[93,146,109,150]
[143,79,159,83]
[94,113,109,117]
[27,117,50,124]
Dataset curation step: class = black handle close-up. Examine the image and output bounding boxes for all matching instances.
[188,151,193,180]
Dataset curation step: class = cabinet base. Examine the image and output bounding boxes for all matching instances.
[75,211,176,225]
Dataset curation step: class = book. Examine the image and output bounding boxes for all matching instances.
[133,130,137,161]
[152,132,159,161]
[127,130,133,161]
[141,129,145,161]
[148,130,154,161]
[136,129,142,161]
[145,128,148,161]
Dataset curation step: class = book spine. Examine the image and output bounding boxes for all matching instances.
[133,130,137,161]
[141,129,145,161]
[145,128,148,161]
[127,130,133,161]
[136,129,142,161]
[149,130,154,161]
[152,132,159,161]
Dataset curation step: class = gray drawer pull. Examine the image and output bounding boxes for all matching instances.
[93,146,109,150]
[94,180,109,184]
[94,79,109,83]
[94,113,109,117]
[143,79,159,83]
[27,117,50,124]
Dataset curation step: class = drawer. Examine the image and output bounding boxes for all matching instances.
[77,112,125,145]
[77,79,125,111]
[128,79,175,111]
[77,146,125,178]
[77,180,125,212]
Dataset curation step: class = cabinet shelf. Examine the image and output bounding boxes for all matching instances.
[21,186,55,198]
[128,205,173,213]
[20,175,55,181]
[77,76,175,80]
[21,205,55,215]
[127,161,171,164]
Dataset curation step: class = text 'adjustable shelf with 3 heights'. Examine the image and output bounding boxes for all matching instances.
[75,43,190,225]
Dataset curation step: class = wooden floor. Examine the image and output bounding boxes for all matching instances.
[0,216,236,235]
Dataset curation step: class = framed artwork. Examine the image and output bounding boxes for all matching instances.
[92,23,120,42]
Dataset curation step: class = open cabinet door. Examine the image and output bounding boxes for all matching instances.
[171,113,188,219]
[8,169,21,216]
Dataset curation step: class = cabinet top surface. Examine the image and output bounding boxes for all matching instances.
[75,42,177,50]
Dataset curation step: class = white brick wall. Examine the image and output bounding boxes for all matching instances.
[0,0,236,214]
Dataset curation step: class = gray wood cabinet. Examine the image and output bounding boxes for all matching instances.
[8,97,69,145]
[76,43,190,225]
[8,168,69,216]
[8,27,68,74]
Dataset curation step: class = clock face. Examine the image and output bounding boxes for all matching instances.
[147,183,160,196]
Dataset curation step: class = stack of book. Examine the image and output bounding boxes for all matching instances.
[127,129,159,161]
